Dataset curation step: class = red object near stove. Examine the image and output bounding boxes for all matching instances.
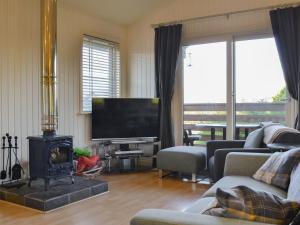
[77,155,100,173]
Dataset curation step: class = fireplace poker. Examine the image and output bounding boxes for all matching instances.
[6,134,12,180]
[0,136,6,180]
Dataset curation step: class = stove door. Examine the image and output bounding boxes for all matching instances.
[48,141,73,176]
[50,147,69,164]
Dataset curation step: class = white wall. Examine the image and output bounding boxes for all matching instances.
[127,0,299,144]
[0,0,127,173]
[128,0,299,97]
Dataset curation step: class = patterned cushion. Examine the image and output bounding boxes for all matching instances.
[253,148,300,190]
[203,186,300,225]
[288,163,300,202]
[243,128,264,148]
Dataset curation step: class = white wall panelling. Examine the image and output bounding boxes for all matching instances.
[0,0,127,175]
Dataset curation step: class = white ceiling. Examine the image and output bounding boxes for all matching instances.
[63,0,174,26]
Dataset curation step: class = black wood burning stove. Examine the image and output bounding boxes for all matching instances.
[27,0,74,191]
[27,135,74,190]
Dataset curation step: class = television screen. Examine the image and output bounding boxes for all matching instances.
[92,98,160,139]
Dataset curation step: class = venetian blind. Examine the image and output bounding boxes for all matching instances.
[81,35,120,112]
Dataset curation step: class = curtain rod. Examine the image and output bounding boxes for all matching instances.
[151,1,300,28]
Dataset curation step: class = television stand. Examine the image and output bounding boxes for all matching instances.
[114,150,143,156]
[111,139,155,151]
[100,139,160,172]
[119,144,130,151]
[111,139,154,145]
[105,149,143,172]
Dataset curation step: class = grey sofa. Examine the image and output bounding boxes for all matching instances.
[131,152,284,225]
[207,131,300,182]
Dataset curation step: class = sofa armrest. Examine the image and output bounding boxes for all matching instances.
[131,209,272,225]
[206,140,245,165]
[212,148,270,181]
[224,152,271,177]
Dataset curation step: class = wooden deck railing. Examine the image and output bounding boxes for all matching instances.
[184,103,286,142]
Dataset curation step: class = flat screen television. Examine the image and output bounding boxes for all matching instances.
[92,98,160,140]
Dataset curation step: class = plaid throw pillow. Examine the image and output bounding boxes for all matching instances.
[203,186,300,225]
[253,148,300,190]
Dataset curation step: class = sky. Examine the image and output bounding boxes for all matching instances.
[183,38,285,104]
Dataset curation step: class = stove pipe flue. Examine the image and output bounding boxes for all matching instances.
[41,0,58,136]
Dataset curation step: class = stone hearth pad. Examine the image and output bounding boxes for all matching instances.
[0,176,108,211]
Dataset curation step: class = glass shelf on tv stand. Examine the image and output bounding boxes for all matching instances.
[103,149,149,173]
[104,150,146,173]
[110,138,156,145]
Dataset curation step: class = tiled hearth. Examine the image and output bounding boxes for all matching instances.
[0,177,108,211]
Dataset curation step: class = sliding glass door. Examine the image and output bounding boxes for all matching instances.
[183,41,227,145]
[234,37,286,139]
[183,35,287,145]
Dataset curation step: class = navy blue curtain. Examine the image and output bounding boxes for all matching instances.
[270,6,300,130]
[155,24,182,149]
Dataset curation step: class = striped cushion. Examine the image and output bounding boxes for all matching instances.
[203,186,300,225]
[253,148,300,190]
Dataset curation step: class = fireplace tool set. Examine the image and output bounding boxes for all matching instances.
[1,133,25,188]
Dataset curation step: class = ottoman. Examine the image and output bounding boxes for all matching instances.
[157,146,206,182]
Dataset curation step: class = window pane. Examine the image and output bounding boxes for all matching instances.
[184,42,227,145]
[235,38,286,139]
[81,36,120,112]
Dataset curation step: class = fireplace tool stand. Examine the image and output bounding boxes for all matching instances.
[1,133,26,188]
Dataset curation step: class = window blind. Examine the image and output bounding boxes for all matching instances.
[81,35,120,112]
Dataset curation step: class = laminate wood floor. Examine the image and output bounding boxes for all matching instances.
[0,171,209,225]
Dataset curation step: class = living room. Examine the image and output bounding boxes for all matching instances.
[1,0,300,225]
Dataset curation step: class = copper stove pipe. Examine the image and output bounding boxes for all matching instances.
[41,0,58,136]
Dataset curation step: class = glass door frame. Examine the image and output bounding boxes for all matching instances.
[182,35,235,140]
[181,30,293,141]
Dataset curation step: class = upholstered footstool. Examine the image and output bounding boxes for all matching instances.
[157,146,206,182]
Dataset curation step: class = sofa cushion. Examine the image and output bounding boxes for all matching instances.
[203,186,300,225]
[288,163,300,202]
[244,128,264,148]
[184,197,217,213]
[253,148,300,190]
[202,176,287,199]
